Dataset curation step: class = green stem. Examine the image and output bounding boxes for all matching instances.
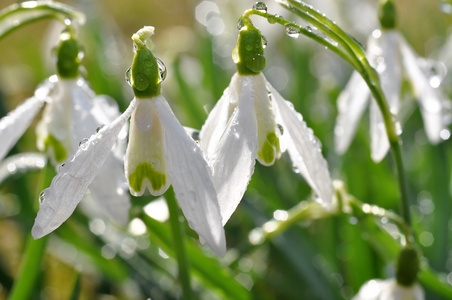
[273,0,411,228]
[165,187,192,300]
[8,162,55,300]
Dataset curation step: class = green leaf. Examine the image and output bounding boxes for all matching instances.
[141,213,251,300]
[0,1,85,39]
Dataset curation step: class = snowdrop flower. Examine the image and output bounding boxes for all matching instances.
[0,31,129,223]
[32,27,226,257]
[352,279,424,300]
[335,0,451,162]
[200,21,333,225]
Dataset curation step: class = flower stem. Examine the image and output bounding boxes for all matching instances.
[272,0,411,228]
[8,161,55,300]
[165,187,192,299]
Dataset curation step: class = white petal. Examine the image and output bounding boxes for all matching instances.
[399,34,450,144]
[370,99,390,162]
[125,99,170,196]
[31,99,136,239]
[200,73,240,157]
[335,71,371,154]
[352,279,387,300]
[89,153,130,225]
[154,95,226,257]
[268,81,334,209]
[0,96,44,161]
[209,75,258,225]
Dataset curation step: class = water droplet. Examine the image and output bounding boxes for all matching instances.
[39,190,46,204]
[96,125,104,133]
[306,26,312,32]
[285,24,300,38]
[277,124,284,135]
[191,130,200,142]
[157,58,167,81]
[77,45,85,61]
[261,35,268,49]
[237,19,245,30]
[134,73,150,91]
[267,14,278,24]
[292,165,300,174]
[125,67,132,86]
[144,59,153,68]
[64,18,72,26]
[58,163,65,172]
[79,138,89,150]
[253,1,267,12]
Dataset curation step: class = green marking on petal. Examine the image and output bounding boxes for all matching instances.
[129,162,167,193]
[257,131,280,164]
[44,134,67,162]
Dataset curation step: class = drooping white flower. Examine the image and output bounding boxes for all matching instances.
[32,26,226,257]
[335,29,451,162]
[200,24,333,226]
[0,31,130,226]
[352,279,424,300]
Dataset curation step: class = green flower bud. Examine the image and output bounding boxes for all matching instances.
[396,246,419,287]
[55,32,81,79]
[379,0,397,29]
[129,27,163,99]
[232,22,266,75]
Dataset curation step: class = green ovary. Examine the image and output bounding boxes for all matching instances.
[129,162,167,193]
[258,132,280,164]
[44,134,67,162]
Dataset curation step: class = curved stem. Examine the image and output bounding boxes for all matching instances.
[273,0,411,227]
[165,187,192,300]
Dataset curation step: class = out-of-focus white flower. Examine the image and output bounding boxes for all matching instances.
[200,24,333,226]
[335,29,452,162]
[32,27,226,257]
[352,278,424,300]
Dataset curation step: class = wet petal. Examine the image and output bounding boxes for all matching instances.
[268,82,333,209]
[125,99,169,196]
[254,73,280,166]
[209,75,258,225]
[370,99,390,162]
[399,34,450,144]
[155,95,226,257]
[0,96,45,161]
[200,73,240,157]
[335,71,371,154]
[31,99,136,239]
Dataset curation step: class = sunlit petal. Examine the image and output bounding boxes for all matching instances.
[125,99,169,196]
[0,96,44,161]
[268,82,333,209]
[200,73,239,157]
[335,71,371,154]
[31,99,136,239]
[209,75,258,225]
[155,95,226,257]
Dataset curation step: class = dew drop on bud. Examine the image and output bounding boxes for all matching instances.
[285,24,300,38]
[237,19,245,30]
[267,15,277,24]
[261,35,268,49]
[125,67,132,86]
[157,58,167,81]
[253,1,267,12]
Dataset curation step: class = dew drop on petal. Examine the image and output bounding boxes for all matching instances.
[157,58,167,81]
[96,125,104,133]
[125,67,132,86]
[285,24,300,38]
[39,190,46,205]
[79,138,89,149]
[277,124,284,135]
[253,1,267,12]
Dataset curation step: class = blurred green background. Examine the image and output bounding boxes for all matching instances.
[0,0,451,299]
